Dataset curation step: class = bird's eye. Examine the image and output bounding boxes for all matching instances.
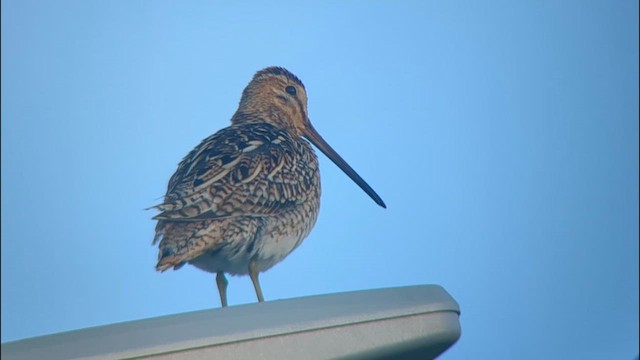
[285,86,297,95]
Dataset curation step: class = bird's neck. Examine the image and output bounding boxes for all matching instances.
[230,109,266,125]
[231,105,295,133]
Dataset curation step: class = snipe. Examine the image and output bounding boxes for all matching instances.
[152,67,385,307]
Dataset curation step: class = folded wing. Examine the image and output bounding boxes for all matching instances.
[152,122,318,225]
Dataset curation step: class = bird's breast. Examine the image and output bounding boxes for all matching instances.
[187,134,323,275]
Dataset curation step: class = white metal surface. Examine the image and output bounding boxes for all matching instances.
[1,285,461,359]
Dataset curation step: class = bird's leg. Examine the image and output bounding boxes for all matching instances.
[216,272,228,307]
[249,260,264,303]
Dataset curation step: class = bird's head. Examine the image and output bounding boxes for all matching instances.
[233,66,311,139]
[232,66,386,208]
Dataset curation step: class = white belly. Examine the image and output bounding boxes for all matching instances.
[188,201,319,275]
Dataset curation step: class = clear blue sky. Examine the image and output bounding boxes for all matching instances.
[2,1,638,358]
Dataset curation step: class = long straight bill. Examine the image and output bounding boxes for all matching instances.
[303,123,386,208]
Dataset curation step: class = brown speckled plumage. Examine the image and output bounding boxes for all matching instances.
[152,67,385,307]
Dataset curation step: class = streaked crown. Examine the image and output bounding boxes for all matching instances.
[231,67,311,139]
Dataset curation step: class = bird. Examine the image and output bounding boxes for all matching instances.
[151,66,386,307]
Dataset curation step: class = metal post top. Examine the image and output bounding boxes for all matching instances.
[2,285,461,360]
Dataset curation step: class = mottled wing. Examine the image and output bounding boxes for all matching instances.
[152,122,318,222]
